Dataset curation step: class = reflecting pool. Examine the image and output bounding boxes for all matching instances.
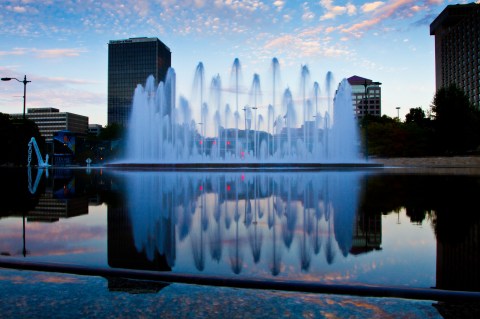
[1,167,479,292]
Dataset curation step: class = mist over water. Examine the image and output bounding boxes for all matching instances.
[122,58,362,164]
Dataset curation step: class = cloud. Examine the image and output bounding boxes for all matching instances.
[341,0,420,37]
[273,0,285,11]
[0,48,28,57]
[320,0,357,20]
[302,3,315,21]
[361,1,385,13]
[5,5,26,13]
[32,48,87,59]
[262,33,351,59]
[0,47,86,59]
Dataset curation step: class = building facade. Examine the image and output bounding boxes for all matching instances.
[108,37,172,126]
[347,76,382,119]
[11,107,88,143]
[88,124,102,136]
[430,3,480,108]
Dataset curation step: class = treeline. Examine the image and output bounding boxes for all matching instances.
[361,84,480,157]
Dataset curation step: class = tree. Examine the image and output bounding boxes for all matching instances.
[0,113,44,165]
[405,107,426,125]
[431,84,480,154]
[99,123,124,140]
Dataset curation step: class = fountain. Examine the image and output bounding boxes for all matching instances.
[115,58,379,168]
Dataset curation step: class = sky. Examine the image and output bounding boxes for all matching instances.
[0,0,476,127]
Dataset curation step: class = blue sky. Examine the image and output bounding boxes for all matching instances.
[0,0,475,126]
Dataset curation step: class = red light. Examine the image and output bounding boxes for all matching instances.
[199,140,203,145]
[213,140,216,145]
[227,141,231,145]
[241,174,245,181]
[199,185,203,191]
[227,185,231,191]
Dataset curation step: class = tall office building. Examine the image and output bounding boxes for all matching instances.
[430,3,480,108]
[347,75,382,119]
[108,37,171,126]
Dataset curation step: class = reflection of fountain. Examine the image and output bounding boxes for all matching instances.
[118,58,366,165]
[115,171,365,277]
[28,167,48,194]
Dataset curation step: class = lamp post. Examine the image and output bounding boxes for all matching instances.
[1,75,31,120]
[362,80,382,161]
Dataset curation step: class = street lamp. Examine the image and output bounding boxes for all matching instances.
[362,80,382,161]
[1,75,31,120]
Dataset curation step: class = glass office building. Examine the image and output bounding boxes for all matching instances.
[108,37,171,126]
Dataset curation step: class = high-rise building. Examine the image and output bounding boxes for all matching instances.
[430,3,480,108]
[108,37,171,126]
[347,76,382,119]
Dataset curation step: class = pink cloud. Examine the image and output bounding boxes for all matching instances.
[341,0,420,37]
[361,1,385,13]
[32,48,87,59]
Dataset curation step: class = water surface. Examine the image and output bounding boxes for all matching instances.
[1,167,478,292]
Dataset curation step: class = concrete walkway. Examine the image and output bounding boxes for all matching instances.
[374,156,480,168]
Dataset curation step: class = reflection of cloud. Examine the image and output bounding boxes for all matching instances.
[0,274,81,284]
[0,222,105,257]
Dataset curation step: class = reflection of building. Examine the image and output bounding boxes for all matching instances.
[28,193,88,222]
[436,218,480,292]
[28,172,88,222]
[350,213,382,255]
[430,3,480,108]
[106,277,169,294]
[348,76,381,119]
[108,37,172,126]
[108,205,173,271]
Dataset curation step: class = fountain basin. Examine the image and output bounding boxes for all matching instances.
[106,162,383,170]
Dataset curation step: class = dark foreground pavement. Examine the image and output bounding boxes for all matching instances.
[2,268,479,319]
